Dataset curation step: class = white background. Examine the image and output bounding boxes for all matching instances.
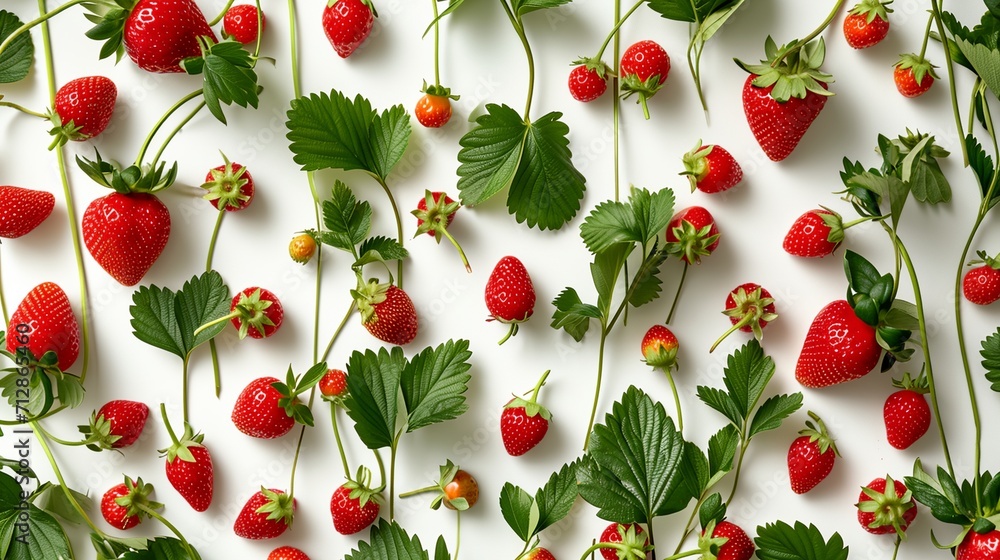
[2,0,999,558]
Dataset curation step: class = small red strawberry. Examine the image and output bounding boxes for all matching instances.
[50,76,117,148]
[319,369,349,399]
[160,406,214,512]
[223,5,265,44]
[641,325,678,371]
[415,94,452,128]
[710,283,777,353]
[501,370,552,456]
[79,400,149,450]
[894,54,937,98]
[681,141,743,194]
[620,40,670,119]
[843,1,892,49]
[884,371,931,450]
[666,206,720,265]
[963,251,1000,305]
[120,0,217,73]
[795,300,881,388]
[354,281,418,345]
[856,475,917,536]
[701,520,755,560]
[268,547,310,560]
[485,256,536,344]
[330,466,382,535]
[82,192,171,286]
[231,377,296,439]
[783,208,845,258]
[288,232,318,264]
[957,530,1000,560]
[736,38,832,161]
[225,288,284,339]
[598,523,649,560]
[322,0,376,58]
[234,487,295,540]
[202,154,254,212]
[568,61,609,102]
[787,411,839,494]
[6,282,81,371]
[0,186,55,239]
[412,190,470,272]
[523,548,556,560]
[100,477,161,531]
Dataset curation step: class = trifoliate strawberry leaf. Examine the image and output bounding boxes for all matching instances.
[129,272,230,360]
[0,11,34,84]
[581,188,674,254]
[355,236,408,268]
[186,39,259,125]
[0,472,72,560]
[322,180,373,253]
[400,339,472,432]
[645,0,738,22]
[550,288,601,342]
[500,483,537,542]
[344,347,406,450]
[534,461,579,534]
[717,340,775,422]
[577,386,693,523]
[748,393,803,439]
[754,521,849,560]
[956,38,1000,100]
[981,327,1000,392]
[346,519,435,560]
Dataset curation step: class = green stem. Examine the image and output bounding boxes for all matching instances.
[373,448,387,491]
[0,405,65,425]
[528,370,550,402]
[208,0,237,26]
[613,0,621,204]
[375,177,405,289]
[0,100,48,119]
[0,0,86,58]
[139,505,197,560]
[150,100,207,167]
[206,210,225,271]
[440,226,472,273]
[891,536,901,560]
[390,431,401,520]
[673,495,705,555]
[583,328,609,450]
[397,484,440,498]
[687,37,708,114]
[663,368,683,433]
[159,403,181,446]
[725,440,749,503]
[209,340,221,398]
[288,423,308,499]
[709,314,754,353]
[134,90,203,166]
[594,0,643,61]
[500,0,535,120]
[33,422,86,447]
[321,301,356,362]
[331,403,351,479]
[0,250,8,325]
[917,10,933,60]
[930,0,968,165]
[193,311,238,336]
[431,0,441,86]
[454,510,462,560]
[772,0,847,68]
[666,263,689,324]
[32,422,106,537]
[181,357,190,425]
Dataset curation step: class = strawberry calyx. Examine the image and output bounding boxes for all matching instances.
[849,0,893,22]
[399,459,473,511]
[894,53,938,85]
[666,220,720,265]
[83,0,139,63]
[46,109,88,150]
[620,73,665,120]
[233,288,276,338]
[343,465,385,506]
[254,487,296,528]
[115,476,164,522]
[697,520,731,560]
[571,56,612,79]
[201,152,251,211]
[680,140,715,192]
[78,408,125,451]
[420,81,460,100]
[856,475,916,538]
[590,524,652,559]
[735,36,834,103]
[353,279,391,325]
[272,362,328,427]
[289,230,319,264]
[641,325,679,371]
[891,370,929,395]
[412,190,471,272]
[77,148,178,194]
[158,403,206,463]
[327,0,378,18]
[799,410,840,457]
[504,370,552,420]
[967,250,1000,270]
[710,285,778,353]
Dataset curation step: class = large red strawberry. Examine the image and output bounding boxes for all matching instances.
[354,281,418,345]
[79,400,149,450]
[783,208,845,258]
[843,1,892,49]
[568,60,609,103]
[223,5,265,45]
[82,192,171,286]
[268,547,310,560]
[598,523,648,560]
[666,206,720,265]
[702,521,755,560]
[620,40,670,119]
[100,477,161,531]
[227,288,284,339]
[893,54,936,98]
[957,530,1000,560]
[6,282,81,371]
[856,476,917,536]
[884,372,931,450]
[711,283,777,352]
[412,190,470,272]
[232,377,296,439]
[160,407,214,512]
[736,38,832,161]
[0,186,55,239]
[322,0,376,58]
[501,370,551,456]
[330,467,381,535]
[120,0,217,73]
[485,256,536,344]
[795,300,880,388]
[963,251,1000,305]
[202,155,254,212]
[787,411,839,494]
[682,141,743,194]
[234,488,295,540]
[50,76,117,148]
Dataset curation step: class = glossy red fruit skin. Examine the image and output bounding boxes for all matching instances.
[857,477,917,534]
[524,548,556,560]
[599,523,647,560]
[0,186,55,238]
[268,546,310,560]
[224,5,265,44]
[843,12,889,49]
[231,287,283,339]
[692,146,743,194]
[415,95,452,128]
[783,209,838,257]
[415,192,455,234]
[963,265,1000,305]
[726,283,775,333]
[884,390,931,450]
[97,400,149,448]
[641,325,678,361]
[710,521,755,560]
[123,0,217,73]
[206,162,254,212]
[894,66,933,98]
[957,530,1000,560]
[501,405,549,456]
[232,377,295,439]
[233,489,293,539]
[364,286,418,345]
[166,445,214,511]
[568,65,608,102]
[319,369,348,397]
[620,40,670,85]
[795,300,880,388]
[666,206,720,264]
[787,435,836,494]
[743,75,828,162]
[330,485,380,535]
[83,192,170,286]
[6,282,81,371]
[101,483,140,530]
[485,256,536,322]
[322,0,374,58]
[55,76,117,139]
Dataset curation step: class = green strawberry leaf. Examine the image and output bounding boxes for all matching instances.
[193,39,260,125]
[0,471,72,560]
[129,272,230,360]
[678,442,711,499]
[956,38,1000,100]
[91,533,151,560]
[694,0,746,43]
[370,104,412,181]
[423,0,466,37]
[130,284,185,359]
[906,460,971,525]
[54,374,84,410]
[748,393,803,439]
[592,245,629,314]
[628,247,668,308]
[346,519,436,560]
[434,537,449,560]
[981,327,1000,392]
[845,170,909,228]
[321,180,373,253]
[457,104,526,207]
[966,134,1000,208]
[707,424,739,478]
[577,386,693,523]
[400,339,472,432]
[696,386,742,428]
[31,483,93,525]
[719,339,776,422]
[754,521,849,560]
[355,236,408,268]
[534,460,579,535]
[499,483,537,542]
[550,288,601,342]
[0,11,34,84]
[699,493,727,530]
[645,0,738,22]
[580,187,674,255]
[511,0,573,16]
[344,347,406,450]
[119,536,201,559]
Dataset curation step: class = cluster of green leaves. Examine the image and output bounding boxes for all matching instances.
[0,342,84,417]
[180,39,260,125]
[93,534,202,560]
[76,149,179,194]
[0,11,33,84]
[500,461,579,549]
[842,250,917,369]
[0,468,73,560]
[319,181,407,273]
[754,521,849,560]
[906,459,1000,543]
[272,362,329,427]
[345,519,449,560]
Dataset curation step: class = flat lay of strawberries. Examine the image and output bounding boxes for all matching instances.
[2,0,1000,558]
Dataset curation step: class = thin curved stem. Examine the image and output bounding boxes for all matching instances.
[321,301,356,362]
[32,422,106,536]
[930,0,968,164]
[772,0,846,68]
[891,537,901,560]
[663,369,683,433]
[206,210,225,271]
[673,495,704,555]
[208,0,237,26]
[134,90,203,166]
[594,0,643,61]
[666,263,689,324]
[725,441,749,504]
[0,101,48,119]
[0,0,86,58]
[204,210,225,398]
[0,405,65,425]
[440,226,472,273]
[454,510,462,560]
[373,449,387,491]
[150,100,207,167]
[500,0,535,120]
[431,0,441,86]
[181,358,190,425]
[917,11,933,60]
[389,431,401,520]
[331,404,351,479]
[375,177,405,288]
[613,0,621,203]
[687,35,708,114]
[583,328,609,450]
[33,422,85,447]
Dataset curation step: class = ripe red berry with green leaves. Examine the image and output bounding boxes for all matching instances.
[702,520,755,560]
[787,411,839,494]
[0,185,55,239]
[641,325,678,371]
[226,288,284,339]
[330,466,382,534]
[682,141,743,194]
[666,206,720,265]
[6,282,81,372]
[322,0,375,58]
[50,76,117,148]
[894,54,937,98]
[224,5,265,44]
[957,530,1000,560]
[160,405,214,512]
[413,190,471,272]
[79,400,149,450]
[568,62,609,102]
[100,477,161,531]
[711,283,777,353]
[597,523,649,560]
[620,40,670,119]
[783,208,846,258]
[202,154,254,212]
[83,191,171,286]
[501,370,552,456]
[319,369,349,399]
[234,488,295,540]
[856,475,917,536]
[963,251,1000,305]
[843,1,892,49]
[355,281,418,346]
[884,371,931,450]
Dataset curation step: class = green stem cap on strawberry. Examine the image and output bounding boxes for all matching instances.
[697,520,732,560]
[201,152,253,211]
[344,465,385,506]
[354,278,392,325]
[399,459,478,511]
[710,284,778,353]
[255,487,296,527]
[196,288,280,339]
[856,475,916,538]
[420,81,460,101]
[735,37,834,103]
[114,476,164,522]
[412,190,471,272]
[800,410,840,458]
[77,148,178,194]
[159,403,207,464]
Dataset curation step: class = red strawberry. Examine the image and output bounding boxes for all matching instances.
[79,400,149,450]
[501,370,551,456]
[0,186,55,238]
[795,300,881,388]
[415,93,453,128]
[883,372,931,450]
[710,283,777,352]
[787,411,839,494]
[963,251,1000,305]
[82,192,170,286]
[288,232,317,264]
[641,325,678,371]
[6,282,81,371]
[322,0,375,58]
[783,208,845,258]
[50,76,117,148]
[737,38,832,161]
[100,477,161,531]
[894,54,936,98]
[682,141,743,194]
[232,377,296,439]
[319,369,349,399]
[524,548,556,560]
[223,5,265,44]
[485,256,536,344]
[234,488,295,540]
[330,467,382,535]
[856,476,917,536]
[568,62,609,102]
[268,547,310,560]
[666,206,720,265]
[227,288,283,339]
[702,521,755,560]
[957,530,1000,560]
[160,407,214,512]
[843,1,891,49]
[412,190,470,272]
[355,281,418,345]
[620,40,670,119]
[599,523,648,560]
[202,154,254,212]
[121,0,217,73]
